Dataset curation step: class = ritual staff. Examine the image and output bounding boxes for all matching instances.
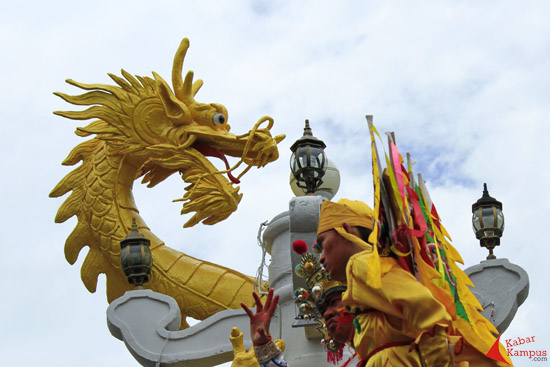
[317,198,507,367]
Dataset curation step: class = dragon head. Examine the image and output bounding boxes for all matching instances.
[54,38,285,227]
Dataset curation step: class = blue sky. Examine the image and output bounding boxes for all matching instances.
[2,1,549,366]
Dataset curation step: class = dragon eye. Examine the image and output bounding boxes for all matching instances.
[212,113,226,126]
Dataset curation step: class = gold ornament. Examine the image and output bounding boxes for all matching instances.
[304,260,315,274]
[294,253,345,306]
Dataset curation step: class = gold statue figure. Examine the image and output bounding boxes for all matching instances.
[51,38,285,328]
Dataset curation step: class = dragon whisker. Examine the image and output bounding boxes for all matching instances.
[236,165,252,180]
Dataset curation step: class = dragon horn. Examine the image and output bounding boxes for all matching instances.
[154,72,192,125]
[183,70,194,100]
[172,37,205,101]
[172,38,190,101]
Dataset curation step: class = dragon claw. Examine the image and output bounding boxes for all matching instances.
[274,134,286,144]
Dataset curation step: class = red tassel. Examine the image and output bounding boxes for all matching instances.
[326,341,344,364]
[325,311,354,364]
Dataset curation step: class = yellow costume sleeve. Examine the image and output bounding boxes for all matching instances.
[343,251,452,336]
[342,252,507,367]
[343,251,457,366]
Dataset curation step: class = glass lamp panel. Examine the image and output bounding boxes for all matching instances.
[472,209,482,231]
[481,206,496,229]
[308,146,322,168]
[318,150,327,169]
[298,146,309,169]
[289,154,296,173]
[313,148,326,178]
[290,148,307,174]
[496,210,505,230]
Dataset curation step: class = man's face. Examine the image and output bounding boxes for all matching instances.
[318,229,353,281]
[320,292,352,344]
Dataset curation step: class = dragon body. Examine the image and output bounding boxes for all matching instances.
[51,38,284,327]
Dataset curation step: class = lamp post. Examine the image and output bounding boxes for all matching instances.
[120,218,153,288]
[472,183,504,260]
[289,120,328,194]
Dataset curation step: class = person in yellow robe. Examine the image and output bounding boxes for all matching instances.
[317,198,506,367]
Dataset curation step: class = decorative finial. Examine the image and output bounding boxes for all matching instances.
[303,119,313,136]
[130,217,139,234]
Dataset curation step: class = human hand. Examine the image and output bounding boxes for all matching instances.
[241,288,279,345]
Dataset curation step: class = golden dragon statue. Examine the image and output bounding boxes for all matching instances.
[51,38,285,328]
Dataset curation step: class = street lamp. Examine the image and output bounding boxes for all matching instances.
[290,120,328,194]
[472,183,504,260]
[120,218,153,288]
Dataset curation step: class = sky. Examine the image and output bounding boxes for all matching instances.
[2,1,549,366]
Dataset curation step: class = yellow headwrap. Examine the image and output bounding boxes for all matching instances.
[318,199,375,252]
[318,198,383,289]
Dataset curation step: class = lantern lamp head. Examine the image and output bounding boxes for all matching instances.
[289,120,328,194]
[472,183,504,260]
[120,218,153,288]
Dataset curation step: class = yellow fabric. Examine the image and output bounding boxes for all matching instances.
[366,123,512,365]
[367,122,383,289]
[318,199,375,235]
[318,199,375,248]
[343,251,503,367]
[415,191,507,363]
[360,121,510,366]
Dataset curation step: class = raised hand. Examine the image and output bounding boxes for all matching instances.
[241,288,279,345]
